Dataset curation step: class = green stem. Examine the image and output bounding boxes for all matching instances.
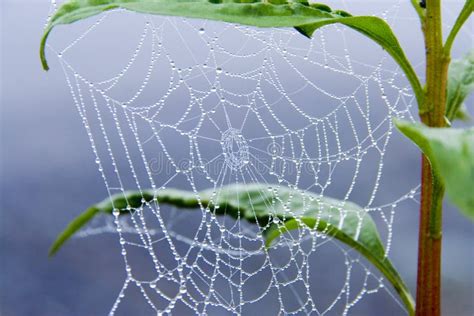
[415,0,449,315]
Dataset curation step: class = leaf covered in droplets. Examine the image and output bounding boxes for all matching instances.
[39,0,423,106]
[49,183,414,315]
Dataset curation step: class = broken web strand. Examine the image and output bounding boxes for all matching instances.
[45,0,429,315]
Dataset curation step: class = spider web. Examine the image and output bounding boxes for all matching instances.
[44,1,427,315]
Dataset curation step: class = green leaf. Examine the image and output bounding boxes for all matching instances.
[48,189,200,256]
[395,120,474,221]
[444,0,473,54]
[446,51,474,122]
[50,183,414,315]
[39,0,423,107]
[295,15,423,107]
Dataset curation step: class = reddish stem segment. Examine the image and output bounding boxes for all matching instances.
[416,158,444,316]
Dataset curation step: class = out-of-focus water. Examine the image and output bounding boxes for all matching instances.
[1,1,473,315]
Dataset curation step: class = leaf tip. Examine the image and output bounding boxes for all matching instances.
[41,55,50,71]
[40,28,52,71]
[48,207,101,258]
[264,238,274,250]
[294,26,313,39]
[48,245,59,257]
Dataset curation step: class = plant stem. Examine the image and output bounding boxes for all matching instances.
[416,0,449,315]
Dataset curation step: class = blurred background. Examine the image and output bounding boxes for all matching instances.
[1,0,473,315]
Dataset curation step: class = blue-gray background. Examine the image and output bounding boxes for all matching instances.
[1,1,473,315]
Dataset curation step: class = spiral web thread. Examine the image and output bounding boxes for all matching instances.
[44,1,436,315]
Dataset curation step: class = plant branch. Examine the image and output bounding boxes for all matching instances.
[444,0,473,55]
[416,0,449,315]
[411,0,426,21]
